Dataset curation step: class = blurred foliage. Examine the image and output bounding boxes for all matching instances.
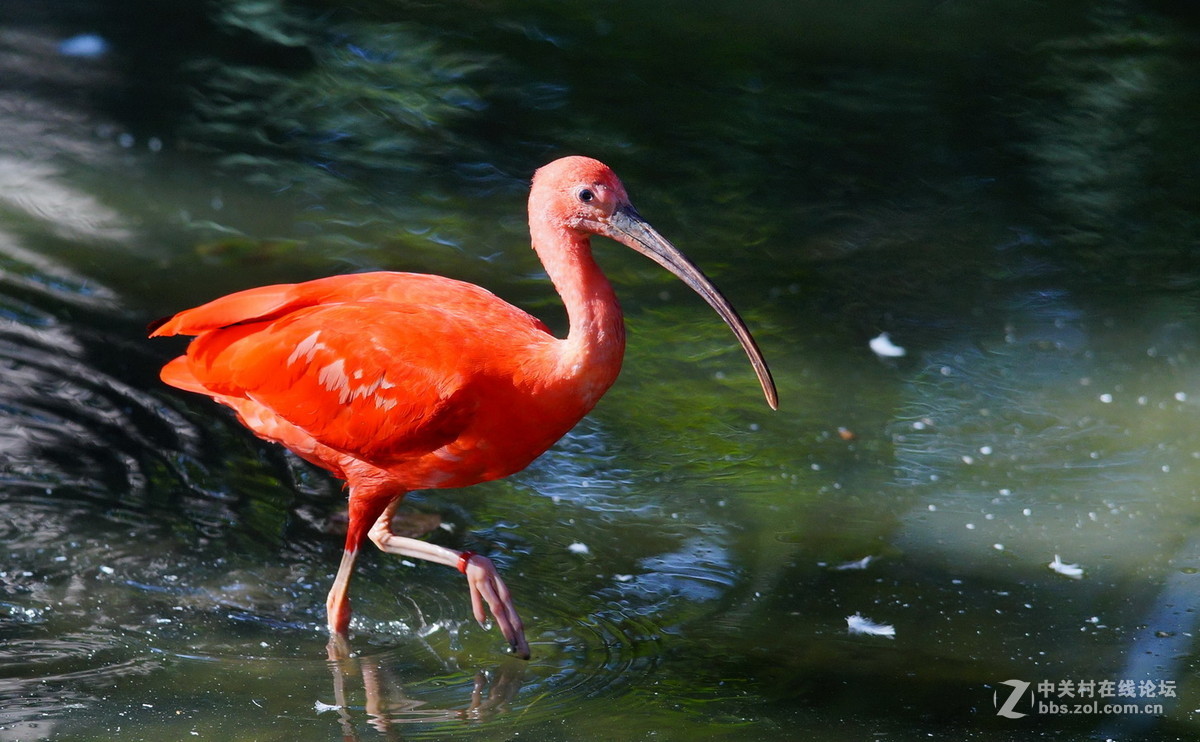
[184,3,490,184]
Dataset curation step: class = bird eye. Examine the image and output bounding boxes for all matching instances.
[577,188,594,203]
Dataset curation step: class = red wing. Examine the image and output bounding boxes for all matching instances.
[182,303,487,467]
[156,271,556,468]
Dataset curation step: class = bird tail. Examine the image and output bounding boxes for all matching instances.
[159,356,209,394]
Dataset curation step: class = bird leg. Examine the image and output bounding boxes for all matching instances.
[326,546,360,636]
[367,499,530,659]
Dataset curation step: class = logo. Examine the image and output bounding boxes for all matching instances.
[993,678,1173,719]
[994,679,1032,719]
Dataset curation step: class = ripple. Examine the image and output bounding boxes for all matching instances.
[0,629,162,729]
[0,238,305,557]
[523,600,664,702]
[518,416,634,510]
[0,291,202,509]
[325,594,667,737]
[198,553,673,738]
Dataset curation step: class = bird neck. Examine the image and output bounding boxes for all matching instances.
[532,224,626,399]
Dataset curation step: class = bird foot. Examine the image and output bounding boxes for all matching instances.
[460,552,530,659]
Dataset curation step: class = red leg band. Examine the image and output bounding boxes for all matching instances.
[457,550,477,574]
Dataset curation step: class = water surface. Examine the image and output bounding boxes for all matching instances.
[2,1,1200,739]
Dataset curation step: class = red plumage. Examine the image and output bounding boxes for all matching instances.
[152,157,776,658]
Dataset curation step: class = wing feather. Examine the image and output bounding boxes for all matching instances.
[156,273,555,469]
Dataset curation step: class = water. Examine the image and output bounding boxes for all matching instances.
[2,1,1200,739]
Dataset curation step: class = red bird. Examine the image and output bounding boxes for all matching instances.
[151,156,777,658]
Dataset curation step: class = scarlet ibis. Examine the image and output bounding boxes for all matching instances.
[151,156,777,658]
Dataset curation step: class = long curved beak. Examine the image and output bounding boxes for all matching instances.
[603,205,778,410]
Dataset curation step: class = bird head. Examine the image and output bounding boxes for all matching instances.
[529,156,778,410]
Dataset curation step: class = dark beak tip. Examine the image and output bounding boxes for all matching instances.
[609,205,779,413]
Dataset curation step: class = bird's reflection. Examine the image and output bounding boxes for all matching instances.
[323,636,526,739]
